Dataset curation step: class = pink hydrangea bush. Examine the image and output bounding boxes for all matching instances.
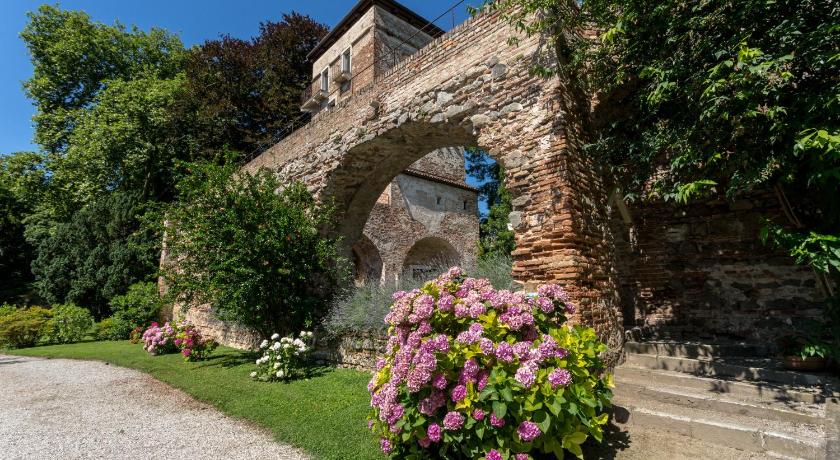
[141,322,178,355]
[174,323,217,361]
[368,268,613,459]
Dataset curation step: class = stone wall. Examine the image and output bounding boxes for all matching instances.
[312,332,387,371]
[612,191,825,342]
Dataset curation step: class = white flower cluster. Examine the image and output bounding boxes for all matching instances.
[250,330,314,381]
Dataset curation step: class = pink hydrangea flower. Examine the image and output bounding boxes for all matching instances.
[380,438,392,454]
[443,411,465,430]
[431,373,447,390]
[548,368,573,388]
[486,449,503,460]
[515,454,530,460]
[495,342,514,363]
[451,384,467,402]
[490,413,505,427]
[472,408,486,420]
[427,423,442,442]
[515,363,537,388]
[517,421,541,442]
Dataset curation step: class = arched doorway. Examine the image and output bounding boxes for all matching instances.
[350,234,383,286]
[401,236,461,281]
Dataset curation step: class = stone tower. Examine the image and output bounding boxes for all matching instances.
[301,0,480,286]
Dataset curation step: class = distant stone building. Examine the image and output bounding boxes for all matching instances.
[301,0,480,286]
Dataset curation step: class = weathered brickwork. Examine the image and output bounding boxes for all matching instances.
[244,7,625,362]
[612,192,825,342]
[359,165,479,286]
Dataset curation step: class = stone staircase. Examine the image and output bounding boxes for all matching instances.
[612,341,840,459]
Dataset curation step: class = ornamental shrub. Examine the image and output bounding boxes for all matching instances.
[251,331,313,381]
[141,322,179,355]
[108,281,163,337]
[0,306,52,348]
[159,159,349,338]
[0,303,17,317]
[43,303,95,344]
[368,268,613,459]
[174,323,217,361]
[96,317,132,341]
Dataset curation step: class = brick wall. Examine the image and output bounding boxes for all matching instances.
[612,192,825,342]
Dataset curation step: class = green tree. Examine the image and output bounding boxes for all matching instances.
[21,5,185,156]
[466,148,516,258]
[51,74,196,205]
[30,192,159,318]
[488,0,839,284]
[159,159,350,337]
[0,152,48,301]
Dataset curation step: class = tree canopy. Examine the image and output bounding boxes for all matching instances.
[9,5,328,311]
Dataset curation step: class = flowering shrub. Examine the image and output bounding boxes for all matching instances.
[129,326,143,344]
[174,323,217,361]
[251,331,313,381]
[141,322,179,355]
[368,268,613,459]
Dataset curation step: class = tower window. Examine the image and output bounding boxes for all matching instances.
[436,196,442,206]
[341,48,352,73]
[320,67,329,92]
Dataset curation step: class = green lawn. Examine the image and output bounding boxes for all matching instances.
[8,341,381,460]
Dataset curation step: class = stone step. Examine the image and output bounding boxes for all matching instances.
[625,352,830,386]
[614,381,825,426]
[615,365,829,404]
[612,395,829,460]
[625,340,771,359]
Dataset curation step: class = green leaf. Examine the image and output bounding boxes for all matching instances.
[492,400,507,419]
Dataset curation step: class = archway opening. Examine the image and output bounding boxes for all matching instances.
[350,234,383,286]
[401,236,461,281]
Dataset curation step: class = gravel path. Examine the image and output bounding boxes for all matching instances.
[0,354,307,460]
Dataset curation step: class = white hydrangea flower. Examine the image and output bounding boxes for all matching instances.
[271,333,280,340]
[255,359,261,365]
[282,343,291,349]
[281,337,292,344]
[274,362,281,369]
[249,371,257,378]
[260,339,269,349]
[276,370,285,378]
[293,338,305,348]
[272,342,282,351]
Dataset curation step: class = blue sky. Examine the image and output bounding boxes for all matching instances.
[0,0,481,155]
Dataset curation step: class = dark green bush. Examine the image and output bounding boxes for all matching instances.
[43,303,94,344]
[109,281,162,333]
[0,306,52,348]
[96,317,133,341]
[160,160,349,337]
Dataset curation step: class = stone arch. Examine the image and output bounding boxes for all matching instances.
[243,7,625,362]
[321,121,479,247]
[351,233,383,286]
[401,236,462,281]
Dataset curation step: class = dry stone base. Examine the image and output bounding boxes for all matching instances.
[312,332,387,372]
